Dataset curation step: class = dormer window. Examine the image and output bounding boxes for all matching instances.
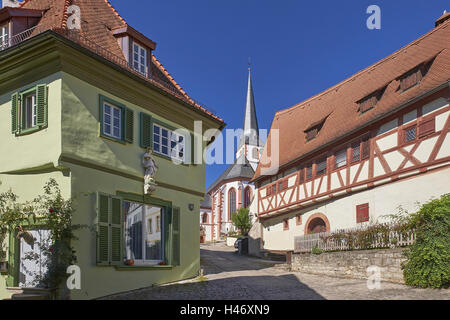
[0,23,9,49]
[357,87,386,114]
[304,114,329,142]
[113,26,156,78]
[132,42,148,76]
[398,58,434,92]
[400,67,422,92]
[305,127,318,141]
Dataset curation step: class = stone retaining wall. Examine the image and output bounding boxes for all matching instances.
[291,248,407,283]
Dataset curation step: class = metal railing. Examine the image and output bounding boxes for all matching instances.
[294,224,416,253]
[1,25,40,50]
[1,25,218,118]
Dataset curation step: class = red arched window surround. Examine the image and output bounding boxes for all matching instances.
[244,186,252,208]
[228,188,237,221]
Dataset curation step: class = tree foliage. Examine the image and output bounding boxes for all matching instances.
[231,208,252,236]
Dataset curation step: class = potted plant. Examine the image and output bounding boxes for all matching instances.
[125,259,134,266]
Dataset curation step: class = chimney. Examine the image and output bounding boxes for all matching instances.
[435,10,450,27]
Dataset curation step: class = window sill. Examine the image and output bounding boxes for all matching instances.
[100,134,127,145]
[115,265,173,271]
[15,126,44,136]
[152,151,190,167]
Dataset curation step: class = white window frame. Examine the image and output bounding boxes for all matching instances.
[147,218,153,234]
[124,201,164,266]
[153,123,186,162]
[23,92,37,130]
[0,23,8,49]
[103,102,122,140]
[132,42,148,76]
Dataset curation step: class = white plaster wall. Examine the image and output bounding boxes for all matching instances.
[262,167,450,251]
[209,180,257,238]
[200,208,212,241]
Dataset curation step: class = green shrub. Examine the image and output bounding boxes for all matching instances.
[231,208,252,236]
[311,246,324,255]
[402,194,450,289]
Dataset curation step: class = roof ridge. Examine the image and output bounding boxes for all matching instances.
[152,54,190,100]
[61,0,71,29]
[276,18,450,117]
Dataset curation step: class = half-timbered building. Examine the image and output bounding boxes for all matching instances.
[251,12,450,252]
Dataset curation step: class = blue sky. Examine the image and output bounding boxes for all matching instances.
[108,0,448,187]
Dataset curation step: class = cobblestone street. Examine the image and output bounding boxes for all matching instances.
[101,243,449,300]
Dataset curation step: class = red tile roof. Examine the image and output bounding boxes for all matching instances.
[253,18,450,181]
[17,0,223,123]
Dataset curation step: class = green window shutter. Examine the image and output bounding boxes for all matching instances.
[11,93,19,134]
[96,193,110,266]
[140,112,152,148]
[125,108,134,143]
[172,206,181,266]
[110,196,123,265]
[36,84,47,127]
[96,193,123,266]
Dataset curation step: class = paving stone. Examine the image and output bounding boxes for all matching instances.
[100,243,450,300]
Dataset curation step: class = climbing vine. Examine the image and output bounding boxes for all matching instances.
[0,179,85,290]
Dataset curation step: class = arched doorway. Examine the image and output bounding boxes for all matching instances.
[304,213,330,235]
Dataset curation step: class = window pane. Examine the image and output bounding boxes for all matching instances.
[104,124,111,135]
[124,201,163,263]
[104,114,111,124]
[104,104,111,115]
[162,146,168,155]
[352,143,360,162]
[153,143,160,152]
[229,190,236,216]
[306,166,312,180]
[23,93,36,129]
[405,127,416,142]
[113,108,120,118]
[316,158,327,176]
[162,129,168,138]
[144,206,163,261]
[124,201,143,260]
[335,149,347,168]
[113,127,120,138]
[153,126,160,135]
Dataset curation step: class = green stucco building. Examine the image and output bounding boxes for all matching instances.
[0,0,224,300]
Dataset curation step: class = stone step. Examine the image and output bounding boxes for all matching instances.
[273,263,292,271]
[260,251,287,262]
[11,293,50,300]
[7,287,55,300]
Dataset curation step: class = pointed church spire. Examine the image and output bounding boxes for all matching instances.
[239,68,260,148]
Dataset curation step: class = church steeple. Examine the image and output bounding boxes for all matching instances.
[236,68,262,171]
[239,68,261,148]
